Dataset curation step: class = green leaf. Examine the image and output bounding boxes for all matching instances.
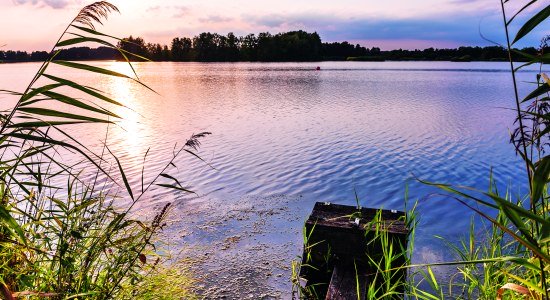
[141,147,150,193]
[106,146,134,201]
[64,30,151,79]
[7,120,88,128]
[16,107,113,123]
[532,155,550,203]
[42,74,127,107]
[40,90,120,118]
[0,89,23,96]
[52,60,133,78]
[52,60,155,93]
[56,37,95,47]
[5,132,105,175]
[454,196,550,263]
[0,204,27,245]
[64,33,146,79]
[21,83,64,102]
[421,177,550,263]
[497,201,536,245]
[512,51,550,71]
[184,149,216,170]
[62,33,151,62]
[501,270,546,295]
[506,0,537,26]
[522,81,550,102]
[27,59,53,90]
[540,223,550,243]
[155,184,195,194]
[71,24,124,41]
[159,173,184,188]
[417,178,499,209]
[485,191,549,226]
[427,266,439,290]
[512,4,550,44]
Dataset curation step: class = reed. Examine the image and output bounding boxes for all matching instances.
[416,1,550,299]
[292,2,549,299]
[0,2,204,299]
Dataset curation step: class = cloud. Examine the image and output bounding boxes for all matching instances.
[198,15,233,24]
[147,6,161,12]
[244,11,546,48]
[172,5,190,18]
[448,0,485,4]
[144,5,190,18]
[12,0,71,9]
[248,14,286,27]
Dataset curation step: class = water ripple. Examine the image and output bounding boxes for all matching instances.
[0,60,535,295]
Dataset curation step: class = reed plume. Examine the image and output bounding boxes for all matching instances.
[73,1,119,30]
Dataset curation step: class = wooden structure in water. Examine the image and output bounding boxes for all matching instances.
[299,202,408,299]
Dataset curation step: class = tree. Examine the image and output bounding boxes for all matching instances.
[117,36,148,61]
[193,32,217,61]
[226,32,240,61]
[171,37,193,61]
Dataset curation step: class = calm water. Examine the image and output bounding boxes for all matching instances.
[0,61,536,297]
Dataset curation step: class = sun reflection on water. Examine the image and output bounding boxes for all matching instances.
[103,62,150,159]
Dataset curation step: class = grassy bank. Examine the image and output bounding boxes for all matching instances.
[0,2,207,299]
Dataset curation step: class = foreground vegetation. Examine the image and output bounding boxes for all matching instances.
[417,1,550,298]
[0,2,204,299]
[0,0,548,299]
[293,1,550,299]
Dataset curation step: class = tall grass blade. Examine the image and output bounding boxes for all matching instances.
[512,4,550,44]
[106,146,134,201]
[506,0,538,26]
[522,81,550,102]
[39,91,121,118]
[0,205,27,245]
[16,107,113,123]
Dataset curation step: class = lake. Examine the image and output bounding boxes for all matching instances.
[0,61,534,298]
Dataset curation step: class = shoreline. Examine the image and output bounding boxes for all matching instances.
[1,58,529,64]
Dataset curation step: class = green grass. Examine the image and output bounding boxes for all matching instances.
[0,1,548,299]
[0,2,206,299]
[293,3,549,297]
[412,2,550,299]
[123,259,198,300]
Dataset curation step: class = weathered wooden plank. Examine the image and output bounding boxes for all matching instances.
[326,262,368,300]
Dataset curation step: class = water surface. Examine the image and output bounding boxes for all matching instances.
[0,61,536,297]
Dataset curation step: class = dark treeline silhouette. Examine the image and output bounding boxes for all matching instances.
[1,30,546,63]
[0,47,118,62]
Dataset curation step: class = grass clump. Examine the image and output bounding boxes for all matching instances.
[294,1,549,299]
[292,202,412,299]
[0,2,205,299]
[123,259,198,300]
[411,1,550,299]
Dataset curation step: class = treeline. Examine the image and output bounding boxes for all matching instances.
[0,47,119,62]
[1,30,546,63]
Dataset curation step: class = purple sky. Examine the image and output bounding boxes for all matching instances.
[1,0,548,51]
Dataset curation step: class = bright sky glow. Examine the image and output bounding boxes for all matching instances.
[1,0,548,51]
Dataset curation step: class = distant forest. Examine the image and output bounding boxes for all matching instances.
[1,30,546,63]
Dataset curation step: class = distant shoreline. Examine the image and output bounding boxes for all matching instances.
[2,30,546,64]
[0,58,530,64]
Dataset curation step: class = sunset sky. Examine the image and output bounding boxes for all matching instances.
[1,0,548,51]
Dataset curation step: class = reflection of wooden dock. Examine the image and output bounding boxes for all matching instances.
[299,202,408,299]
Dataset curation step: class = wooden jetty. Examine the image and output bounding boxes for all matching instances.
[299,202,409,299]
